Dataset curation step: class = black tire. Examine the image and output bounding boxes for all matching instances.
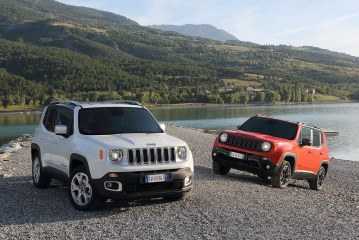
[272,160,292,188]
[32,154,51,188]
[213,160,230,175]
[309,166,327,191]
[69,166,101,211]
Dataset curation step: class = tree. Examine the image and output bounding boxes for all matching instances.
[265,91,280,103]
[254,92,265,102]
[240,94,249,104]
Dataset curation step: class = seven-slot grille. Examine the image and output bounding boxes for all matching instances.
[226,134,262,151]
[128,147,176,165]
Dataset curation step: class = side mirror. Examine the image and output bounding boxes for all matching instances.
[55,125,68,136]
[301,138,312,147]
[159,123,166,132]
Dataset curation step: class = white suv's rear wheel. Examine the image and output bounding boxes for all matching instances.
[32,156,51,188]
[69,167,99,210]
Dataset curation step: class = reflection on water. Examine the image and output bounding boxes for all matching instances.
[0,103,358,160]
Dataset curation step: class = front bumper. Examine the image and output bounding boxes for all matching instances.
[93,168,193,200]
[212,147,279,176]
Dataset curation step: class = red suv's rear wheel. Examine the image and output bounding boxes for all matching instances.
[309,166,327,191]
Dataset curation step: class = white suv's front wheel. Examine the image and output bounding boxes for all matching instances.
[69,167,100,210]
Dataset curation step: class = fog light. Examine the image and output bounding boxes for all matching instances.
[213,152,217,157]
[267,176,272,180]
[104,181,122,192]
[266,164,271,170]
[184,176,192,187]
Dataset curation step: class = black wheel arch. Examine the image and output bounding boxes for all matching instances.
[282,153,296,174]
[70,154,91,177]
[31,143,41,161]
[320,161,329,173]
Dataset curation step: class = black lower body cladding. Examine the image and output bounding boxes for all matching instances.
[93,168,193,200]
[212,147,279,176]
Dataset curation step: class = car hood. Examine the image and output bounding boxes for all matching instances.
[86,133,186,149]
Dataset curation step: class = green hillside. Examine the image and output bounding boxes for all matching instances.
[0,0,359,107]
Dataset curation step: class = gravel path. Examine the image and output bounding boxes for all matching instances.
[0,126,359,240]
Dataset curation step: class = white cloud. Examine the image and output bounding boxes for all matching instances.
[276,11,359,37]
[56,0,359,56]
[272,12,359,56]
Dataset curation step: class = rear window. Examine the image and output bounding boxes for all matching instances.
[313,129,321,147]
[43,107,57,132]
[239,117,298,140]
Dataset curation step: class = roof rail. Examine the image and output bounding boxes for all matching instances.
[50,100,81,108]
[106,100,142,106]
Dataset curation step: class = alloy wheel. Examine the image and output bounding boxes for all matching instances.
[280,163,291,186]
[70,172,93,206]
[317,168,326,188]
[32,157,41,184]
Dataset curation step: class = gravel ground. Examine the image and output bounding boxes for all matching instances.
[0,126,359,240]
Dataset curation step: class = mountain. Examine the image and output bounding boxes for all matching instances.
[149,24,238,42]
[0,0,137,27]
[0,0,359,107]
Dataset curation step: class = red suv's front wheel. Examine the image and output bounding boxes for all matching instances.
[272,160,292,188]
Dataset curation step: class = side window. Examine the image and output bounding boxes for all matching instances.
[56,107,74,136]
[312,130,321,147]
[43,107,57,132]
[300,127,312,145]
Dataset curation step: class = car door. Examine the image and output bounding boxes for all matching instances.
[296,126,318,174]
[51,106,74,175]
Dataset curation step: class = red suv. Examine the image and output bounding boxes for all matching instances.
[212,116,330,190]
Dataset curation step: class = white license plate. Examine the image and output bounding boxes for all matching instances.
[145,174,167,183]
[229,152,245,160]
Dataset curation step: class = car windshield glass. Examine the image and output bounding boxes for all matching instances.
[79,107,162,135]
[239,117,298,140]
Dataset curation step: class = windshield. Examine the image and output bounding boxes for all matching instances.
[239,117,298,140]
[79,107,163,135]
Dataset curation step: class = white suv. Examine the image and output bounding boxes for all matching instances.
[31,101,193,210]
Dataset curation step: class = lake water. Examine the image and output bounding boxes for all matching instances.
[0,103,358,160]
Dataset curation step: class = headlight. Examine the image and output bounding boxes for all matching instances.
[219,133,228,143]
[177,146,187,160]
[110,149,124,161]
[261,142,272,152]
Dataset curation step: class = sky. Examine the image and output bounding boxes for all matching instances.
[57,0,359,56]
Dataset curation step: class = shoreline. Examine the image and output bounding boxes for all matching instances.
[0,100,355,113]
